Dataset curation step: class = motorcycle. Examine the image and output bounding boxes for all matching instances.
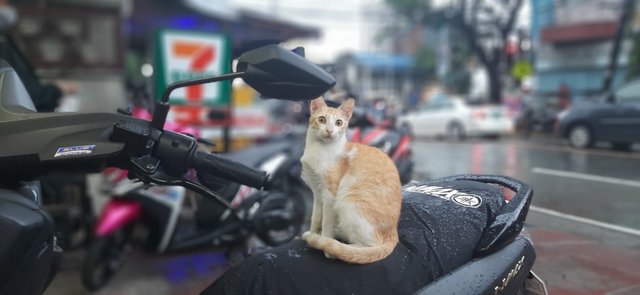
[0,44,546,295]
[204,174,547,295]
[411,174,547,295]
[83,134,311,290]
[349,107,413,184]
[82,82,315,291]
[0,44,334,295]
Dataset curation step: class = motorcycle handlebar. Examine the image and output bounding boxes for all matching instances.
[192,150,270,190]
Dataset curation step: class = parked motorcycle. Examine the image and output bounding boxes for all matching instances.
[349,108,413,184]
[83,137,311,290]
[0,44,334,294]
[205,174,547,295]
[0,44,546,295]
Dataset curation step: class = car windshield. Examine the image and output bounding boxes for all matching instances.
[615,80,640,103]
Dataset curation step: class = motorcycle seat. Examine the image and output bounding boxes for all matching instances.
[202,175,523,295]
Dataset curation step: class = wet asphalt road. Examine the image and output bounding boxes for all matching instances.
[413,137,640,294]
[412,138,640,230]
[45,137,640,295]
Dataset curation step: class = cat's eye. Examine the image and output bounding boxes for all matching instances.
[335,119,343,126]
[318,116,326,123]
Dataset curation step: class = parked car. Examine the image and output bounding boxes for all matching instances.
[398,92,513,140]
[557,79,640,150]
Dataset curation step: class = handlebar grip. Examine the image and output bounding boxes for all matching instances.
[192,151,269,189]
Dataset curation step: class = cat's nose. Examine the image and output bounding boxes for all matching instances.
[326,129,333,134]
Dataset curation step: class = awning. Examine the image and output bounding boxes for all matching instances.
[129,0,320,56]
[541,21,617,44]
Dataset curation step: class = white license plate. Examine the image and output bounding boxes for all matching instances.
[523,271,548,295]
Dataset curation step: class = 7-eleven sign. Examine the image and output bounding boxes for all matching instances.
[155,30,231,106]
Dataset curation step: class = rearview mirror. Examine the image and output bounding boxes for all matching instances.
[152,45,335,130]
[236,45,336,101]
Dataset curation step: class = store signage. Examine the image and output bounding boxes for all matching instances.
[155,29,231,105]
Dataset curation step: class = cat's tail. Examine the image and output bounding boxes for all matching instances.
[304,233,398,264]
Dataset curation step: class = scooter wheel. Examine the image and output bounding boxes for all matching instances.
[81,227,132,291]
[256,185,309,246]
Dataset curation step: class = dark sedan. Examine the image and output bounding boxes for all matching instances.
[557,80,640,150]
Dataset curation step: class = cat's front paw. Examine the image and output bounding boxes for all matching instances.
[302,231,312,241]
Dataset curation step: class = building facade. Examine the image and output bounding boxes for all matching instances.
[530,0,631,104]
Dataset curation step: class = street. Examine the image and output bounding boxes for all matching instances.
[45,137,640,295]
[412,138,640,295]
[412,138,640,230]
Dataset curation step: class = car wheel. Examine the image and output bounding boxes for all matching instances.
[611,142,632,151]
[446,122,465,141]
[568,124,593,148]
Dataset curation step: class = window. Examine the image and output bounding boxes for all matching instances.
[426,93,450,110]
[615,80,640,104]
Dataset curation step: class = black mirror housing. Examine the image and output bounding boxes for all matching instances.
[237,45,336,101]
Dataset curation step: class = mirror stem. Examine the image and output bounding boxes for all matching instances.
[151,72,245,130]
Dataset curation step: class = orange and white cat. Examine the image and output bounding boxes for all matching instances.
[300,97,402,264]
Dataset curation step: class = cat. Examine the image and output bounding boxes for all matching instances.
[300,97,402,264]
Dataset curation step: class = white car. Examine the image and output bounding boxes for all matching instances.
[398,93,513,139]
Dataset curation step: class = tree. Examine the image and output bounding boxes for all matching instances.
[385,0,524,104]
[605,0,635,101]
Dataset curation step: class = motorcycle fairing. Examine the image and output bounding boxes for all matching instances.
[413,236,535,295]
[0,62,145,183]
[0,112,145,183]
[0,186,62,295]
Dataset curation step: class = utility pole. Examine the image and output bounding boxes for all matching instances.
[603,0,635,102]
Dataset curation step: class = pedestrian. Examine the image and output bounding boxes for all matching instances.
[557,83,571,111]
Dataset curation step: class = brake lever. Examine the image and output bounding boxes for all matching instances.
[130,167,240,219]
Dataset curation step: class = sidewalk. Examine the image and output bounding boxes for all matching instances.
[527,211,640,295]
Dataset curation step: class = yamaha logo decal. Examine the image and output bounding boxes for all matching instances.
[403,185,483,208]
[451,194,482,208]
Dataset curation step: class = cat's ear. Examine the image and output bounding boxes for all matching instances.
[310,97,327,114]
[339,98,355,119]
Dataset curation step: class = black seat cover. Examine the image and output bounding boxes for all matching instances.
[202,178,506,295]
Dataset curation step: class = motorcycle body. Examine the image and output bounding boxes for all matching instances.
[0,182,63,295]
[416,231,547,295]
[410,176,547,295]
